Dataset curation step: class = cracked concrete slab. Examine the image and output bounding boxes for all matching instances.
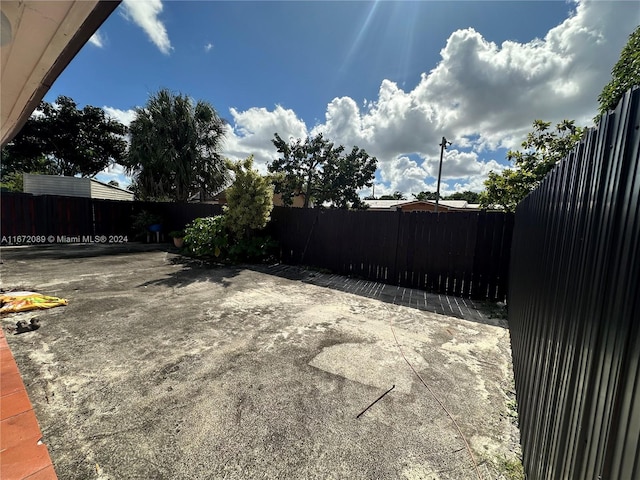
[1,244,521,479]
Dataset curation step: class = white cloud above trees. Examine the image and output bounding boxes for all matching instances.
[121,0,172,55]
[103,107,137,127]
[100,1,636,197]
[224,1,636,197]
[224,105,308,174]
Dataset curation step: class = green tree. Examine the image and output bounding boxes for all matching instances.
[225,156,274,240]
[413,191,440,201]
[444,191,481,203]
[597,26,640,119]
[1,96,127,178]
[0,151,51,192]
[269,133,377,209]
[480,120,584,212]
[126,89,229,201]
[379,191,406,200]
[0,172,25,192]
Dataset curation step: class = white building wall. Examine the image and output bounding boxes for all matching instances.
[23,173,91,197]
[23,174,133,201]
[90,181,133,201]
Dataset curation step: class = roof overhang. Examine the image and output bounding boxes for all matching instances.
[1,1,121,147]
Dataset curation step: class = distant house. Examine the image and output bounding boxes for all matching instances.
[363,199,481,212]
[23,174,133,201]
[273,192,308,208]
[208,189,308,208]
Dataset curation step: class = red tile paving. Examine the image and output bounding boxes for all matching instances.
[0,328,57,480]
[0,391,32,420]
[23,465,58,480]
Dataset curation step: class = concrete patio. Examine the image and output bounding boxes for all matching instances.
[1,244,520,479]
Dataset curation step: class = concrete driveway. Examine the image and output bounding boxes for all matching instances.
[1,244,520,479]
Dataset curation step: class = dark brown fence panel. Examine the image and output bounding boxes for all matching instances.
[94,200,223,238]
[509,87,640,479]
[1,194,224,242]
[1,193,39,237]
[268,207,316,265]
[0,193,92,240]
[49,195,92,236]
[149,201,223,234]
[93,199,135,236]
[2,193,512,301]
[268,206,512,300]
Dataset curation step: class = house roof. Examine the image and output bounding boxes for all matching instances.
[363,199,478,210]
[363,199,414,209]
[437,200,469,209]
[90,177,133,195]
[23,173,134,200]
[1,1,120,146]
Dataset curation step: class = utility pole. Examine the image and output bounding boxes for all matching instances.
[435,136,451,213]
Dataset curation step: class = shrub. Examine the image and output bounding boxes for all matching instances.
[229,235,278,262]
[184,216,228,258]
[225,156,274,240]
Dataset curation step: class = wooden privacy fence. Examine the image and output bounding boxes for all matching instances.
[1,191,513,300]
[267,207,513,300]
[0,194,223,239]
[509,87,640,479]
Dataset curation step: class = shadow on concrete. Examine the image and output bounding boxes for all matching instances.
[0,242,168,261]
[248,263,508,329]
[136,256,243,290]
[0,245,508,328]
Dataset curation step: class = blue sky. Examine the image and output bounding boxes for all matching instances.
[43,1,639,197]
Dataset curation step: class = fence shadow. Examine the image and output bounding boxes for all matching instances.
[248,263,508,329]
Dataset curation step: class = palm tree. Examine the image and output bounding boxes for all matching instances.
[126,89,229,201]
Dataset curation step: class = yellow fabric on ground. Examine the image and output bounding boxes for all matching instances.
[0,292,68,313]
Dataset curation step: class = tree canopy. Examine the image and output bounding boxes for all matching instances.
[379,191,406,200]
[597,26,640,119]
[269,133,377,209]
[1,96,127,181]
[480,120,584,212]
[444,191,481,203]
[413,191,440,201]
[126,89,229,201]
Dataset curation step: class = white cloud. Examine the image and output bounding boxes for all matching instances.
[379,156,430,194]
[121,0,172,55]
[100,108,137,188]
[416,1,634,143]
[204,42,213,53]
[193,1,639,197]
[95,164,132,189]
[89,31,104,48]
[422,150,505,181]
[103,107,137,127]
[224,105,308,173]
